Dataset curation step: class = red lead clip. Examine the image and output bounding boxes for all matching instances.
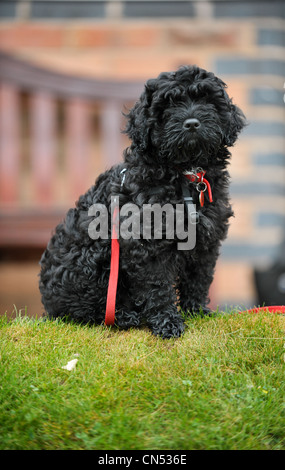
[184,170,213,207]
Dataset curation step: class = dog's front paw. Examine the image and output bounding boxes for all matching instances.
[150,312,185,339]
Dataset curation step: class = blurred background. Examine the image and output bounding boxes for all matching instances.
[0,0,284,317]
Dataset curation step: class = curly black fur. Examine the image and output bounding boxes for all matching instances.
[39,65,246,338]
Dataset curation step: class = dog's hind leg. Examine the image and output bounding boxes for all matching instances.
[112,275,144,329]
[114,308,142,329]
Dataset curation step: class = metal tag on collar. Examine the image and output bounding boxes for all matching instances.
[196,181,207,208]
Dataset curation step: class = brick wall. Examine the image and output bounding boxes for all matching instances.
[0,0,284,311]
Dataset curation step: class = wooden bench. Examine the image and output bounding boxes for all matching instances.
[0,52,143,249]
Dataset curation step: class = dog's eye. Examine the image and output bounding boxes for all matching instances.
[162,109,173,120]
[168,97,187,109]
[167,96,183,108]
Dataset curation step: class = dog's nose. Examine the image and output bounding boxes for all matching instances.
[183,118,201,130]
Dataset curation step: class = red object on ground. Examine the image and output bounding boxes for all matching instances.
[239,305,285,314]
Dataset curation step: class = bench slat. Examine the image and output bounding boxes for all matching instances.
[65,98,91,203]
[30,92,56,206]
[0,209,65,247]
[101,100,122,168]
[0,84,20,204]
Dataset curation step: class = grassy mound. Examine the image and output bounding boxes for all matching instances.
[0,311,284,450]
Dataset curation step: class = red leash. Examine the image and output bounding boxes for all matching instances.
[239,305,285,314]
[105,201,120,326]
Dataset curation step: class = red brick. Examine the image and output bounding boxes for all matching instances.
[111,53,201,80]
[113,26,161,48]
[168,25,239,47]
[0,24,64,49]
[68,26,114,48]
[69,25,161,48]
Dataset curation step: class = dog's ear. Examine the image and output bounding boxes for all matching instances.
[224,103,247,147]
[124,79,158,151]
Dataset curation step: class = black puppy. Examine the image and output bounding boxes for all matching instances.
[39,66,246,338]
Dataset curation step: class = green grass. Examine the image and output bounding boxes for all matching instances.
[0,310,284,450]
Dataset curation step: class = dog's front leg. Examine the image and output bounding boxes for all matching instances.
[120,264,184,338]
[178,246,219,316]
[138,267,185,339]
